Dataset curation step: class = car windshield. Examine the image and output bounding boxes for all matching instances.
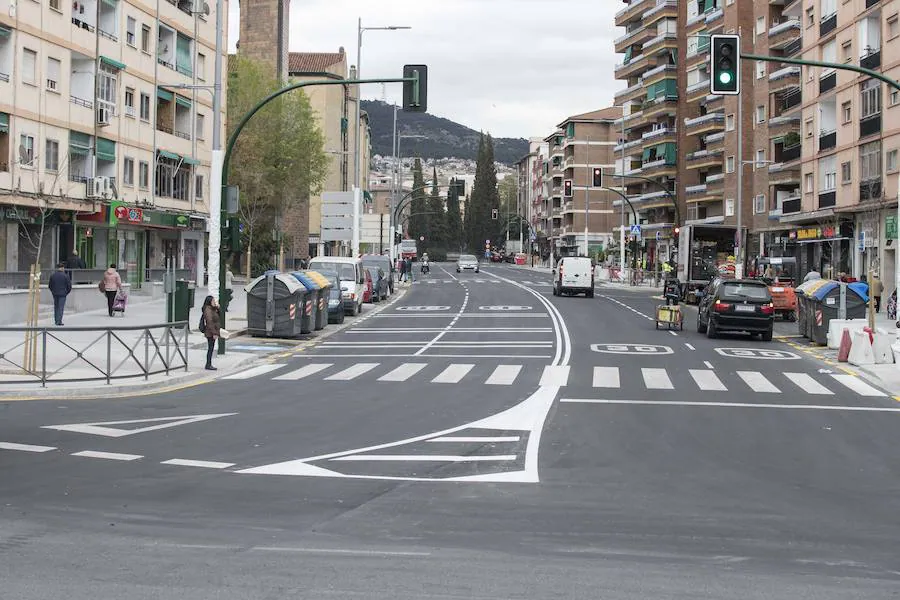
[460,255,476,261]
[365,267,380,279]
[721,283,770,300]
[313,262,356,281]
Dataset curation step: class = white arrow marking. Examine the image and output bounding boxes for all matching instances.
[41,413,237,438]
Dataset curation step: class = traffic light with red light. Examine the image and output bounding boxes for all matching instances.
[563,179,573,198]
[592,168,603,188]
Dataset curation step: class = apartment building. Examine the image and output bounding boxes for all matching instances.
[513,137,547,252]
[0,0,225,286]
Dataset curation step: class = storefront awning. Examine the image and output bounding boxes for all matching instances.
[158,149,180,161]
[96,137,116,162]
[156,87,174,102]
[69,131,92,156]
[182,156,199,166]
[0,112,8,134]
[0,25,11,39]
[100,56,126,71]
[175,95,191,109]
[100,0,118,7]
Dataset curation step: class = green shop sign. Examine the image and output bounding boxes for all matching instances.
[886,215,898,240]
[108,201,190,228]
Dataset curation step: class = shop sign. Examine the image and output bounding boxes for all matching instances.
[113,205,144,224]
[886,215,898,241]
[791,226,837,241]
[77,206,108,224]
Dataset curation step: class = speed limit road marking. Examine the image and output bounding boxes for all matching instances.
[395,306,451,311]
[714,348,800,360]
[590,344,674,355]
[478,306,533,311]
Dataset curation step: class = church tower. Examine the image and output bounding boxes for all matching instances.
[238,0,290,81]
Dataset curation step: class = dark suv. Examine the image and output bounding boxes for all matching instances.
[697,278,775,340]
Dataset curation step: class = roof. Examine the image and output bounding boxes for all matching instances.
[288,49,346,74]
[557,106,623,128]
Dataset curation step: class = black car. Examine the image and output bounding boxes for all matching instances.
[361,254,394,295]
[317,270,346,324]
[696,278,775,340]
[364,266,389,302]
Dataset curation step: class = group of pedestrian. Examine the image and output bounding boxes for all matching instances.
[397,257,414,282]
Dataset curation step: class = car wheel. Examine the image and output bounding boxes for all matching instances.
[761,327,773,342]
[338,310,345,324]
[706,318,717,339]
[696,313,707,334]
[552,285,558,296]
[586,290,594,298]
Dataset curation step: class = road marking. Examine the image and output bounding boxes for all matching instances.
[737,371,780,393]
[539,365,570,386]
[431,364,474,383]
[485,365,523,385]
[325,363,379,380]
[272,363,332,381]
[161,459,235,469]
[414,291,470,356]
[592,366,621,388]
[42,413,238,438]
[591,344,673,355]
[251,546,431,557]
[784,372,834,395]
[642,368,673,389]
[72,450,142,461]
[689,369,727,391]
[222,364,285,379]
[306,353,553,359]
[685,343,696,350]
[703,360,714,369]
[0,442,56,453]
[349,328,553,333]
[715,348,800,360]
[831,374,886,397]
[330,454,517,462]
[559,399,900,412]
[428,436,520,443]
[669,330,678,336]
[377,363,428,382]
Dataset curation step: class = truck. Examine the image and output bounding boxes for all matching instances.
[676,224,746,303]
[398,239,418,261]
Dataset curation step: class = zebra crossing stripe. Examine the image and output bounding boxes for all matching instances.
[539,366,570,387]
[325,363,380,381]
[377,363,428,382]
[222,364,286,380]
[485,365,522,385]
[642,368,673,390]
[784,372,833,395]
[273,363,332,381]
[431,364,475,383]
[830,374,885,397]
[592,367,620,388]
[689,369,727,391]
[737,371,780,393]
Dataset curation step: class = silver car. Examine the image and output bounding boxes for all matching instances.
[456,254,479,273]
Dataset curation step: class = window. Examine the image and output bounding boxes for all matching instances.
[725,198,735,217]
[49,0,60,10]
[806,118,815,137]
[754,194,766,214]
[821,40,837,72]
[46,57,60,92]
[842,101,851,122]
[197,53,206,81]
[888,149,898,172]
[841,161,851,183]
[756,61,766,79]
[892,89,900,106]
[805,172,814,192]
[45,139,58,171]
[726,156,735,173]
[141,24,151,53]
[889,14,899,40]
[820,156,836,190]
[138,160,149,189]
[860,140,881,180]
[22,48,36,84]
[124,87,135,117]
[861,80,882,118]
[756,16,765,35]
[756,149,766,167]
[842,41,852,62]
[821,0,836,18]
[123,157,134,185]
[195,113,205,140]
[96,64,118,122]
[806,7,815,27]
[195,174,204,199]
[126,17,136,47]
[756,105,766,123]
[19,134,34,166]
[726,113,735,131]
[140,92,150,121]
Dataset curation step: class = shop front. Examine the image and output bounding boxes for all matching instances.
[788,221,853,279]
[74,205,111,269]
[0,204,66,270]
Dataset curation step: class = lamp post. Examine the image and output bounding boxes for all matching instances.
[391,133,425,260]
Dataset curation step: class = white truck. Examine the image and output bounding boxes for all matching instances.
[676,224,746,303]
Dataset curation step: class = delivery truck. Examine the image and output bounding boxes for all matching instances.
[676,224,746,303]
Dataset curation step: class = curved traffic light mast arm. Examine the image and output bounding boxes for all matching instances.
[741,53,900,92]
[392,183,461,226]
[602,186,638,224]
[614,173,679,228]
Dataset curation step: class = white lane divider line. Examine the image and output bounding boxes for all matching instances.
[830,374,886,397]
[0,442,56,453]
[428,436,520,443]
[737,371,781,393]
[325,363,380,381]
[377,363,428,382]
[685,343,696,351]
[539,365,570,387]
[703,361,714,369]
[222,364,285,380]
[601,296,655,321]
[784,372,834,395]
[72,450,142,461]
[642,368,674,390]
[485,365,522,385]
[559,399,900,412]
[689,369,728,391]
[669,330,679,336]
[431,364,474,384]
[330,454,517,462]
[414,289,470,356]
[592,366,621,388]
[273,363,332,381]
[161,459,235,469]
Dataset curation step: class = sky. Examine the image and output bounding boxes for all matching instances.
[228,0,622,139]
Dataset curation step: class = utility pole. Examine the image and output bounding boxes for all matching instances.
[583,135,590,257]
[210,0,224,352]
[734,30,744,280]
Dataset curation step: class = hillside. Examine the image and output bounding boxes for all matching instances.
[362,100,529,165]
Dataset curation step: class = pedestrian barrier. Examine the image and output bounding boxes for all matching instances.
[0,322,189,386]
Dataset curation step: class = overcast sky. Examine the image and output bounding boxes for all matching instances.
[228,0,621,139]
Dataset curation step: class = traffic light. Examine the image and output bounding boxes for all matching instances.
[402,64,428,113]
[394,232,402,245]
[673,227,680,242]
[710,34,740,95]
[491,208,499,220]
[222,217,240,252]
[563,179,573,198]
[592,167,603,188]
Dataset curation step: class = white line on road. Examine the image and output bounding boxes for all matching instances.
[427,436,520,443]
[737,371,781,393]
[485,365,523,385]
[331,454,517,462]
[431,364,474,383]
[831,374,886,397]
[685,343,696,351]
[72,450,143,461]
[414,290,470,356]
[784,372,834,395]
[539,365,570,387]
[272,363,332,381]
[642,368,673,390]
[324,363,380,381]
[669,330,679,336]
[377,363,428,382]
[592,366,621,388]
[161,459,235,469]
[0,442,56,453]
[222,364,285,380]
[251,546,431,557]
[303,353,553,358]
[689,369,728,391]
[559,398,900,412]
[703,361,714,369]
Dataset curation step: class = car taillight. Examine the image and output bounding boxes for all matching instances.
[760,303,775,315]
[713,301,732,313]
[559,266,564,278]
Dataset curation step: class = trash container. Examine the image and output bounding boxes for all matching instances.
[290,272,321,333]
[807,281,869,345]
[166,279,195,323]
[245,272,308,338]
[795,279,828,338]
[304,270,332,330]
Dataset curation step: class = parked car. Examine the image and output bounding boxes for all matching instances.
[552,257,595,297]
[364,266,389,302]
[308,256,365,315]
[697,278,775,340]
[456,254,480,273]
[362,268,374,303]
[317,270,346,324]
[361,253,394,295]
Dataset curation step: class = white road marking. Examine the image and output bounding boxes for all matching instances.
[0,442,56,453]
[737,371,781,393]
[428,436,520,443]
[377,363,428,382]
[331,454,517,462]
[539,365,570,387]
[221,364,285,379]
[831,374,886,397]
[431,364,474,383]
[161,459,235,469]
[685,343,696,351]
[784,372,834,395]
[251,546,431,557]
[689,369,728,391]
[669,330,679,336]
[324,363,380,380]
[349,328,553,333]
[72,450,142,461]
[703,360,714,369]
[42,413,238,438]
[559,399,900,412]
[485,365,523,385]
[642,368,673,389]
[305,353,553,359]
[592,367,621,388]
[272,363,332,381]
[414,290,470,356]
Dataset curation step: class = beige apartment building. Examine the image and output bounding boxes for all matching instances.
[514,137,548,256]
[0,0,225,286]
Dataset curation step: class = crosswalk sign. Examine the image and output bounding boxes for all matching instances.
[630,224,642,237]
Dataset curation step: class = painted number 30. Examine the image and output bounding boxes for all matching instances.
[590,344,674,355]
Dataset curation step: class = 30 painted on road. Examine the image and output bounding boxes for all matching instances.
[590,344,674,355]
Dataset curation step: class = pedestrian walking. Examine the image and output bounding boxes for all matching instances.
[399,257,407,282]
[100,263,123,317]
[870,274,884,312]
[48,262,72,326]
[65,250,86,281]
[405,257,413,282]
[200,295,221,371]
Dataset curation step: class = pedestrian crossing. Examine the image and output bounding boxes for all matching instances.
[221,361,889,398]
[412,279,553,287]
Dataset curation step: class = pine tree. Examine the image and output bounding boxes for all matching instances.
[425,166,446,253]
[408,158,426,249]
[445,177,463,252]
[467,133,500,252]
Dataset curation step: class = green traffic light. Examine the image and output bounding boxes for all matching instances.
[718,71,733,85]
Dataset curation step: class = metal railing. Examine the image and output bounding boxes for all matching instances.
[0,322,189,386]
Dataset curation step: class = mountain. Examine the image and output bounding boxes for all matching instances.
[361,100,529,165]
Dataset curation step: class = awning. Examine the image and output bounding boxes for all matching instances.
[96,137,116,162]
[0,25,11,39]
[100,55,126,71]
[69,131,92,156]
[0,113,8,134]
[100,0,118,7]
[158,149,180,161]
[156,87,174,102]
[182,156,199,166]
[175,95,191,109]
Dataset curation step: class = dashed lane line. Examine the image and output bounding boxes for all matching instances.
[72,450,143,461]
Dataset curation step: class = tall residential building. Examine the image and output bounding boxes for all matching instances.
[514,137,548,250]
[0,0,226,285]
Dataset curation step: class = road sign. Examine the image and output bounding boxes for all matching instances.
[630,224,642,237]
[655,231,661,241]
[530,231,536,242]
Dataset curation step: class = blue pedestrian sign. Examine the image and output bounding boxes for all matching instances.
[630,224,642,237]
[655,231,661,241]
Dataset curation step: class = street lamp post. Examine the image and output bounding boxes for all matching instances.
[390,133,426,261]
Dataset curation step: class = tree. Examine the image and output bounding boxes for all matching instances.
[425,166,446,252]
[497,174,519,242]
[408,158,426,246]
[445,177,463,252]
[466,133,500,252]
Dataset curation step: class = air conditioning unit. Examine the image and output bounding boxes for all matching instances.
[97,105,111,126]
[102,176,115,198]
[87,176,105,198]
[46,79,57,91]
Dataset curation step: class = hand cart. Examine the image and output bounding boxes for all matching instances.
[655,304,683,330]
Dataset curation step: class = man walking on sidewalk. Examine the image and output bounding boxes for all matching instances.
[48,263,72,326]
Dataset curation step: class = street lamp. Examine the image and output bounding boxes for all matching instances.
[390,133,425,260]
[735,158,776,278]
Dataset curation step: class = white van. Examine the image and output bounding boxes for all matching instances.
[309,256,366,315]
[552,257,595,297]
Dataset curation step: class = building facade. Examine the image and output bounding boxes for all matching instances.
[0,0,225,286]
[514,137,548,255]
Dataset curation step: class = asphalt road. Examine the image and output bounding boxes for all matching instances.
[1,262,899,599]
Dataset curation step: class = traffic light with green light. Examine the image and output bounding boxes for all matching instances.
[710,34,740,95]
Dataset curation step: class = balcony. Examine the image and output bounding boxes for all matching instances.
[641,126,676,141]
[641,63,677,84]
[687,79,712,100]
[706,131,725,149]
[705,7,724,26]
[866,0,881,7]
[614,53,650,79]
[685,149,724,169]
[615,0,653,26]
[641,158,677,177]
[614,24,650,52]
[782,196,802,214]
[860,49,881,70]
[783,37,802,57]
[819,71,836,94]
[769,20,800,49]
[614,138,645,153]
[642,0,678,24]
[818,130,836,152]
[642,96,678,118]
[614,82,644,104]
[818,190,836,209]
[820,13,837,36]
[686,183,708,195]
[706,172,725,192]
[781,88,802,112]
[768,163,800,185]
[860,114,882,138]
[768,66,800,93]
[768,115,800,137]
[684,112,725,135]
[860,179,882,201]
[781,142,801,163]
[643,31,678,55]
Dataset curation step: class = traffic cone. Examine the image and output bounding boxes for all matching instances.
[837,328,852,362]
